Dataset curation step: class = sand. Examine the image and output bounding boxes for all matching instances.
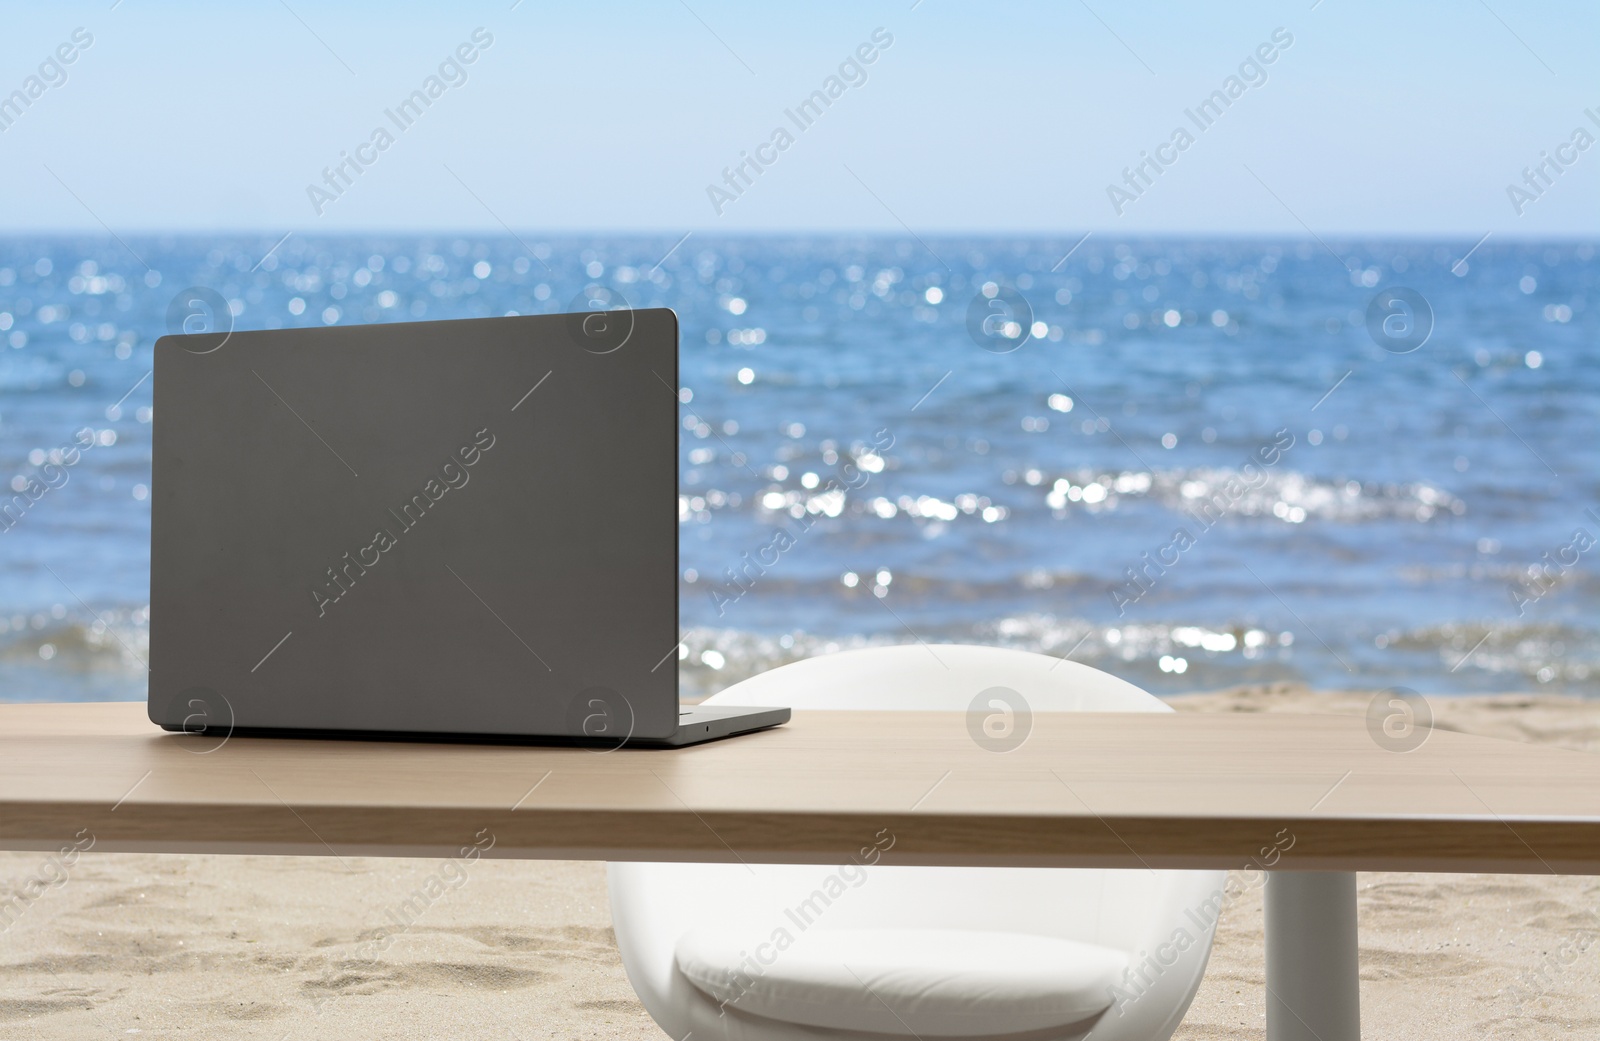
[1,687,1596,1040]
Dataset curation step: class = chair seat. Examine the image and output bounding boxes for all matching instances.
[674,927,1128,1037]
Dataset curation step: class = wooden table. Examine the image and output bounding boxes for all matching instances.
[5,702,1599,1040]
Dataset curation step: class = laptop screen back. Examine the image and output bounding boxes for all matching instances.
[148,309,679,740]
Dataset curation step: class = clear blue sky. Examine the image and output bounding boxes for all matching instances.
[1,0,1595,234]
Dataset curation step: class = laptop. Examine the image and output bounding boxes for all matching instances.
[148,306,788,748]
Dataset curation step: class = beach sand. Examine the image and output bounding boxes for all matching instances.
[2,688,1597,1039]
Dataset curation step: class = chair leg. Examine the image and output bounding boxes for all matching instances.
[1264,871,1360,1041]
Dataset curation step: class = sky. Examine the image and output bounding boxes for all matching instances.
[0,0,1596,235]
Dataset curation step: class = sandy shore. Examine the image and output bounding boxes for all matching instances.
[1,687,1597,1039]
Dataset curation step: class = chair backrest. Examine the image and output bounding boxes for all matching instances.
[702,643,1170,714]
[679,645,1176,951]
[612,647,1225,1040]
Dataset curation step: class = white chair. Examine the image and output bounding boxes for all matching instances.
[608,645,1227,1041]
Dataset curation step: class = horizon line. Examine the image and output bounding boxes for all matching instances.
[1,229,1596,244]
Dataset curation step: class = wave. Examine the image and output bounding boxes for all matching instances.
[673,618,1299,700]
[9,604,1592,704]
[1032,466,1466,524]
[0,605,148,671]
[680,465,1465,529]
[1380,621,1600,686]
[675,614,1600,700]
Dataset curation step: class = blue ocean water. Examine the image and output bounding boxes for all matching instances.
[0,235,1594,702]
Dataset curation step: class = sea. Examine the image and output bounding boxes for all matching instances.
[0,234,1594,703]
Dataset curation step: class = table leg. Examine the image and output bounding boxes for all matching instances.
[1264,871,1360,1041]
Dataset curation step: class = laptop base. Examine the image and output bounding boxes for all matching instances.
[158,705,790,749]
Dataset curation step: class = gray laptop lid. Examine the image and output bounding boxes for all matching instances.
[149,308,679,740]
